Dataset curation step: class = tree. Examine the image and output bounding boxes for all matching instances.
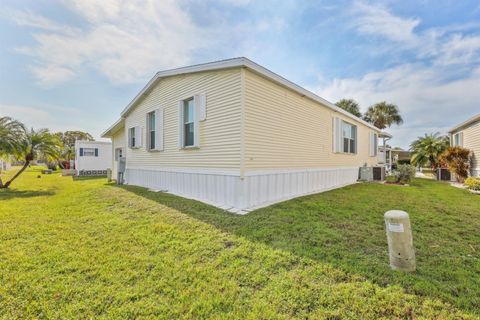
[1,127,61,189]
[55,131,94,147]
[410,132,449,170]
[335,99,362,117]
[55,131,94,168]
[363,101,403,130]
[439,147,471,182]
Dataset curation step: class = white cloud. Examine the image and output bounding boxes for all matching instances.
[351,1,420,43]
[6,0,233,85]
[310,1,480,148]
[315,63,480,149]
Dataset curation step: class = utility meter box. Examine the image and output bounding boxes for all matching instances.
[384,210,416,272]
[117,158,126,185]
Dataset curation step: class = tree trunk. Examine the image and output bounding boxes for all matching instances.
[1,160,30,189]
[0,176,3,188]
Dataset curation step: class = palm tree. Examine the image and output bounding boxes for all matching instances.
[363,101,403,130]
[410,132,449,170]
[335,99,362,117]
[1,127,61,189]
[0,117,25,187]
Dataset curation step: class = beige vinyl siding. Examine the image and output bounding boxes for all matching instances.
[112,128,125,175]
[244,69,379,170]
[124,68,242,169]
[456,120,480,172]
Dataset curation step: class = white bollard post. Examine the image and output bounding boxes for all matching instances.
[384,210,416,272]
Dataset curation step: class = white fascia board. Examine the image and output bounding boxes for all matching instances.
[448,113,480,133]
[101,118,125,138]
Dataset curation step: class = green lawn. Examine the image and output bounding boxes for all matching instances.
[0,167,479,319]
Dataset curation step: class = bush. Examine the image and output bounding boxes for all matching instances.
[394,164,416,184]
[439,147,471,182]
[464,177,480,191]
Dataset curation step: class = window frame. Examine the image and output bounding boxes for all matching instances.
[183,97,195,148]
[82,148,96,157]
[129,127,136,148]
[341,120,357,154]
[147,111,156,151]
[453,133,460,146]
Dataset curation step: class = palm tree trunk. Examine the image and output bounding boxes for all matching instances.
[1,160,30,189]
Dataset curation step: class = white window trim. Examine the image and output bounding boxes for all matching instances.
[341,120,357,155]
[146,110,164,152]
[128,126,142,149]
[178,95,205,150]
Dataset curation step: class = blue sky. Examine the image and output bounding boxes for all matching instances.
[1,0,480,148]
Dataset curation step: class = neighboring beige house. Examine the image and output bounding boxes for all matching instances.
[449,113,480,177]
[102,58,391,213]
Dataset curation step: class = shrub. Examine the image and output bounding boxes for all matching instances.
[439,147,471,182]
[464,177,480,191]
[394,164,416,184]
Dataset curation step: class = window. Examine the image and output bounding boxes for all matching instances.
[341,121,357,154]
[115,148,123,161]
[183,98,195,147]
[453,133,461,146]
[129,127,136,148]
[147,111,156,150]
[82,148,96,157]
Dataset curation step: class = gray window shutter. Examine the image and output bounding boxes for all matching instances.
[94,148,98,157]
[333,117,342,153]
[155,108,164,151]
[195,94,207,121]
[79,148,84,156]
[178,101,184,148]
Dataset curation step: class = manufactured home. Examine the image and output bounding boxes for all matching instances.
[102,58,391,213]
[74,140,112,176]
[449,113,480,177]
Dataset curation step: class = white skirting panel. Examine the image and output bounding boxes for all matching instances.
[125,167,359,214]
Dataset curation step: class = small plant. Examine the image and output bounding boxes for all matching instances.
[394,164,416,184]
[439,147,471,183]
[464,177,480,191]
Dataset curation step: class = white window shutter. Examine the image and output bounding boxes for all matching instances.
[459,132,464,147]
[369,132,375,156]
[178,101,184,148]
[128,128,132,148]
[193,102,200,148]
[155,108,164,151]
[195,94,207,121]
[135,126,142,148]
[333,117,342,153]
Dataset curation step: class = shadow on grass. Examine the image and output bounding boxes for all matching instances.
[0,189,55,200]
[111,181,480,315]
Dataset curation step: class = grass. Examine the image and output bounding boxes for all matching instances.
[0,167,479,319]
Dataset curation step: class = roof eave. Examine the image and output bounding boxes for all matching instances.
[101,118,125,138]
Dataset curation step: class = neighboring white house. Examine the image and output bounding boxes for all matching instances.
[74,140,112,176]
[449,113,480,177]
[102,57,391,213]
[0,158,12,172]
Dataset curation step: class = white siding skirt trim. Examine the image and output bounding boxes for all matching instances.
[125,167,359,214]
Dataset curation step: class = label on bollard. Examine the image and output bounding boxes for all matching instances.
[388,223,404,233]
